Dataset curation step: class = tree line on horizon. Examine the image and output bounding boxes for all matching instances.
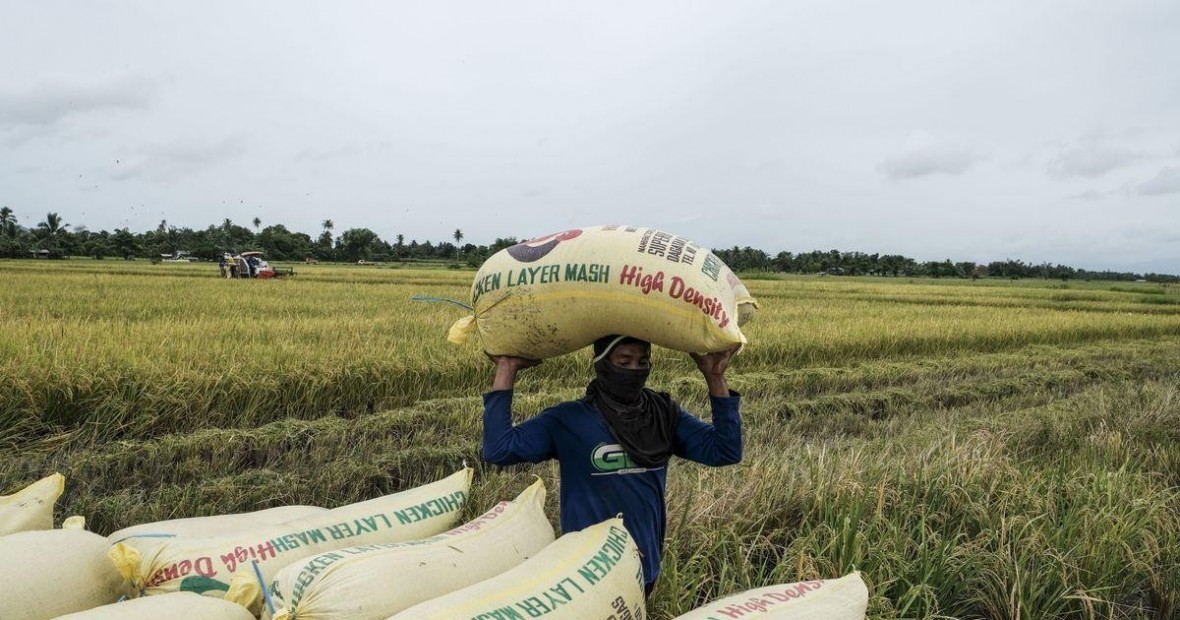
[1,207,1176,283]
[710,246,1179,284]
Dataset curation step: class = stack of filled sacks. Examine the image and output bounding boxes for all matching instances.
[0,474,124,620]
[1,469,478,619]
[108,467,473,606]
[4,470,800,620]
[257,478,554,619]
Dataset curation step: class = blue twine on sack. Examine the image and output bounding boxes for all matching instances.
[252,559,277,618]
[411,296,473,311]
[110,532,178,545]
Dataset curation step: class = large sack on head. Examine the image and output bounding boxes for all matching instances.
[267,479,555,620]
[672,572,868,620]
[0,528,123,620]
[53,592,254,620]
[109,468,472,599]
[448,225,758,358]
[110,506,328,543]
[0,472,65,535]
[387,517,644,620]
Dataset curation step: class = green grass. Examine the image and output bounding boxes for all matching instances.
[1,259,1178,619]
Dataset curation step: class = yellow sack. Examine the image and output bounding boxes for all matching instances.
[109,468,472,599]
[0,528,123,619]
[110,506,327,543]
[52,592,254,620]
[267,479,555,620]
[671,572,868,619]
[449,225,758,358]
[0,472,65,535]
[387,517,644,620]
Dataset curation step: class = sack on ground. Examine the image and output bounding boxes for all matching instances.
[267,478,555,620]
[672,572,868,620]
[387,516,644,620]
[0,528,123,620]
[110,505,328,543]
[0,472,65,535]
[448,225,758,359]
[109,468,472,598]
[53,592,255,620]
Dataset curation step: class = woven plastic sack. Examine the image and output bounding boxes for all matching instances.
[53,592,254,620]
[672,572,868,620]
[265,478,554,620]
[0,528,123,619]
[0,472,65,535]
[110,506,327,543]
[387,516,644,620]
[109,468,472,598]
[448,225,758,358]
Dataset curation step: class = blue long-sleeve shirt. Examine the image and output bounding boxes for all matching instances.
[482,389,742,586]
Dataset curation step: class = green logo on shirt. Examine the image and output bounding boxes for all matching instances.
[592,443,638,472]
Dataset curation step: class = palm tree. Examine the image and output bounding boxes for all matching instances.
[37,212,69,250]
[318,219,335,251]
[453,228,463,260]
[252,217,261,231]
[0,206,14,237]
[220,218,234,250]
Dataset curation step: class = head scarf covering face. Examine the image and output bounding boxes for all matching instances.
[585,335,679,468]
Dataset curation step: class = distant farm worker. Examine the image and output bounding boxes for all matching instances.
[482,335,742,596]
[218,253,228,278]
[226,254,238,278]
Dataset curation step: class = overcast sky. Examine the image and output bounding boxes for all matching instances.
[2,1,1178,272]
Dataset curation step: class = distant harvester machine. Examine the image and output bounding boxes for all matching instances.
[222,251,294,279]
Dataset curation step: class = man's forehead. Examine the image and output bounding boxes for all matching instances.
[613,342,651,354]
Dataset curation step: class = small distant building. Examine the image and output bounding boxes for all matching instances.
[30,249,50,259]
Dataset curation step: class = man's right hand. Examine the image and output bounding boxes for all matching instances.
[488,355,542,390]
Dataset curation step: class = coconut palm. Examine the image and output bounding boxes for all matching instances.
[252,217,262,231]
[0,206,14,236]
[317,219,335,252]
[453,228,463,260]
[37,212,69,250]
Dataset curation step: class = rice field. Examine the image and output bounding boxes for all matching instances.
[2,259,1179,619]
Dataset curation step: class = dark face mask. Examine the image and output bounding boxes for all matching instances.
[593,358,650,404]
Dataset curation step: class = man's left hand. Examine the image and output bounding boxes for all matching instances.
[690,346,740,397]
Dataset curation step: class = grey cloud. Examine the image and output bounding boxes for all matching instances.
[1136,167,1180,196]
[108,137,245,182]
[877,132,981,180]
[293,141,392,164]
[1047,139,1145,179]
[1067,189,1106,200]
[0,75,155,127]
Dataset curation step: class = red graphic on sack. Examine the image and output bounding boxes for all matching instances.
[506,229,583,263]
